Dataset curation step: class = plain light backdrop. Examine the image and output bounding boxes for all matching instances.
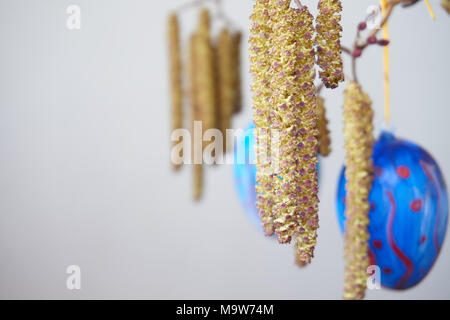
[0,0,449,299]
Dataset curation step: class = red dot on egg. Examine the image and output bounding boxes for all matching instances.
[369,249,376,266]
[372,240,383,249]
[397,165,411,179]
[420,235,427,244]
[382,267,392,274]
[370,202,376,211]
[410,199,423,212]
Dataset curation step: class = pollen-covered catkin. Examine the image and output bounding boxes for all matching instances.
[168,13,183,170]
[268,2,320,264]
[250,0,275,236]
[317,97,331,156]
[342,82,374,300]
[189,34,203,200]
[316,0,344,89]
[231,32,242,114]
[217,28,234,150]
[196,8,216,136]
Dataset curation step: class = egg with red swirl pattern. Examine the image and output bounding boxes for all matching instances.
[337,131,448,289]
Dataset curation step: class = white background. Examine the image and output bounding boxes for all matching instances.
[0,0,449,299]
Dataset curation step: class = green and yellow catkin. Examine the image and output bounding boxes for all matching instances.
[168,13,183,170]
[188,34,203,200]
[250,0,275,236]
[317,97,331,156]
[342,82,374,300]
[316,0,344,89]
[217,28,234,150]
[231,32,242,114]
[268,2,319,264]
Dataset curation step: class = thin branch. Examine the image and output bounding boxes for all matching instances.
[174,0,236,29]
[356,0,399,51]
[316,82,324,95]
[341,46,352,56]
[349,0,410,82]
[174,0,206,12]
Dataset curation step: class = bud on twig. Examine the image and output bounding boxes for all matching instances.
[358,22,367,31]
[367,36,377,44]
[377,39,390,46]
[352,48,362,58]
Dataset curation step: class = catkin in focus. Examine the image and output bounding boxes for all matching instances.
[269,2,320,264]
[342,82,374,300]
[250,0,276,236]
[316,0,344,89]
[168,13,183,170]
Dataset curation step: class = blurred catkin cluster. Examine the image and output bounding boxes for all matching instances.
[317,97,331,156]
[168,13,183,171]
[167,7,242,201]
[342,82,374,300]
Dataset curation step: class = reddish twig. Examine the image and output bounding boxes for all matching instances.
[349,0,414,82]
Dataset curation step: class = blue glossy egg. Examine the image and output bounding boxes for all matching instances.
[337,131,448,289]
[233,123,260,229]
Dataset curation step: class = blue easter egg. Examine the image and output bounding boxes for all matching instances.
[336,131,448,289]
[233,123,320,232]
[233,123,260,229]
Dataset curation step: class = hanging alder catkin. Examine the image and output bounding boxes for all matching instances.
[250,0,275,236]
[168,13,183,170]
[268,1,320,265]
[317,97,331,156]
[316,0,344,89]
[217,28,234,151]
[188,34,203,200]
[196,8,217,139]
[342,81,374,300]
[231,32,243,114]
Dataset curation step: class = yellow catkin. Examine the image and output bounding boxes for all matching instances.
[212,42,221,141]
[168,13,183,170]
[316,0,344,89]
[231,32,243,114]
[189,8,216,200]
[342,82,374,300]
[189,34,203,200]
[196,8,216,137]
[268,2,319,264]
[193,162,203,201]
[217,28,234,151]
[317,97,331,156]
[294,247,307,268]
[250,0,275,236]
[442,0,450,14]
